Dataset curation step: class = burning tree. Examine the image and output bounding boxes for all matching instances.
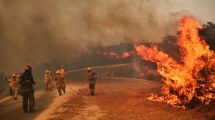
[135,17,215,108]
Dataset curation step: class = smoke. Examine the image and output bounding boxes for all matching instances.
[0,0,214,72]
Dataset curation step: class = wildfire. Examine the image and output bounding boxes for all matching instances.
[97,51,130,59]
[135,17,215,108]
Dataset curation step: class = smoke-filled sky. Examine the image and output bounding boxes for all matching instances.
[0,0,214,72]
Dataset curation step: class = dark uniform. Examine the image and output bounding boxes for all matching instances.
[19,66,36,113]
[88,70,97,96]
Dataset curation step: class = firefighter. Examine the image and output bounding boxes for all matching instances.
[8,76,14,96]
[44,70,52,91]
[55,70,66,96]
[59,65,65,80]
[19,66,36,113]
[12,74,19,100]
[87,67,97,96]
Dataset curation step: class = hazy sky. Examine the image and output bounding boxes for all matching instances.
[172,0,215,22]
[0,0,214,72]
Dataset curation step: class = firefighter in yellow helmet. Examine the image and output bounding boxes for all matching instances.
[87,67,97,96]
[59,66,65,80]
[12,74,20,100]
[8,75,15,96]
[55,70,66,96]
[8,74,18,98]
[44,70,52,91]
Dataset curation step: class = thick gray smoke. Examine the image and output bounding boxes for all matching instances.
[0,0,214,72]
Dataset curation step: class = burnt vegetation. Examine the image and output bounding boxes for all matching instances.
[200,22,215,51]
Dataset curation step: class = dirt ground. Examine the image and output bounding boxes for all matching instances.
[1,77,214,120]
[47,78,215,120]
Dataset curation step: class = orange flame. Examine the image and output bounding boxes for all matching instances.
[122,52,130,58]
[135,17,215,108]
[97,51,130,59]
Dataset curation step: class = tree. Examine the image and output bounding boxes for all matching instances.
[199,22,215,50]
[158,35,181,62]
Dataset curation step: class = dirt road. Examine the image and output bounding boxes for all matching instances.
[0,81,82,120]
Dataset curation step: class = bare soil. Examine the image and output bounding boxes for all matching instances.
[47,78,215,120]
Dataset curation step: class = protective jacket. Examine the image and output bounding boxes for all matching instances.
[19,71,36,92]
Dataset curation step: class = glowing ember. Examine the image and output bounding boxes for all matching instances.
[122,52,130,58]
[135,17,215,108]
[97,51,130,59]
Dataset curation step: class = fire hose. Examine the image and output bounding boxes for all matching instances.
[1,64,127,107]
[64,80,78,93]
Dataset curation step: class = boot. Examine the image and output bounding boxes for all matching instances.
[63,89,66,94]
[91,91,95,96]
[29,109,36,113]
[24,110,28,113]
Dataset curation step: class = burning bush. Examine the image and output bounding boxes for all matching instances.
[135,17,215,108]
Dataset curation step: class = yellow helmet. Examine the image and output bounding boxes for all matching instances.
[56,70,60,74]
[12,74,16,77]
[87,67,91,71]
[45,70,49,73]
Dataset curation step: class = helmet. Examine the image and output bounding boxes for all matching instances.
[26,66,32,70]
[25,65,32,72]
[46,70,51,74]
[87,67,91,71]
[56,70,60,74]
